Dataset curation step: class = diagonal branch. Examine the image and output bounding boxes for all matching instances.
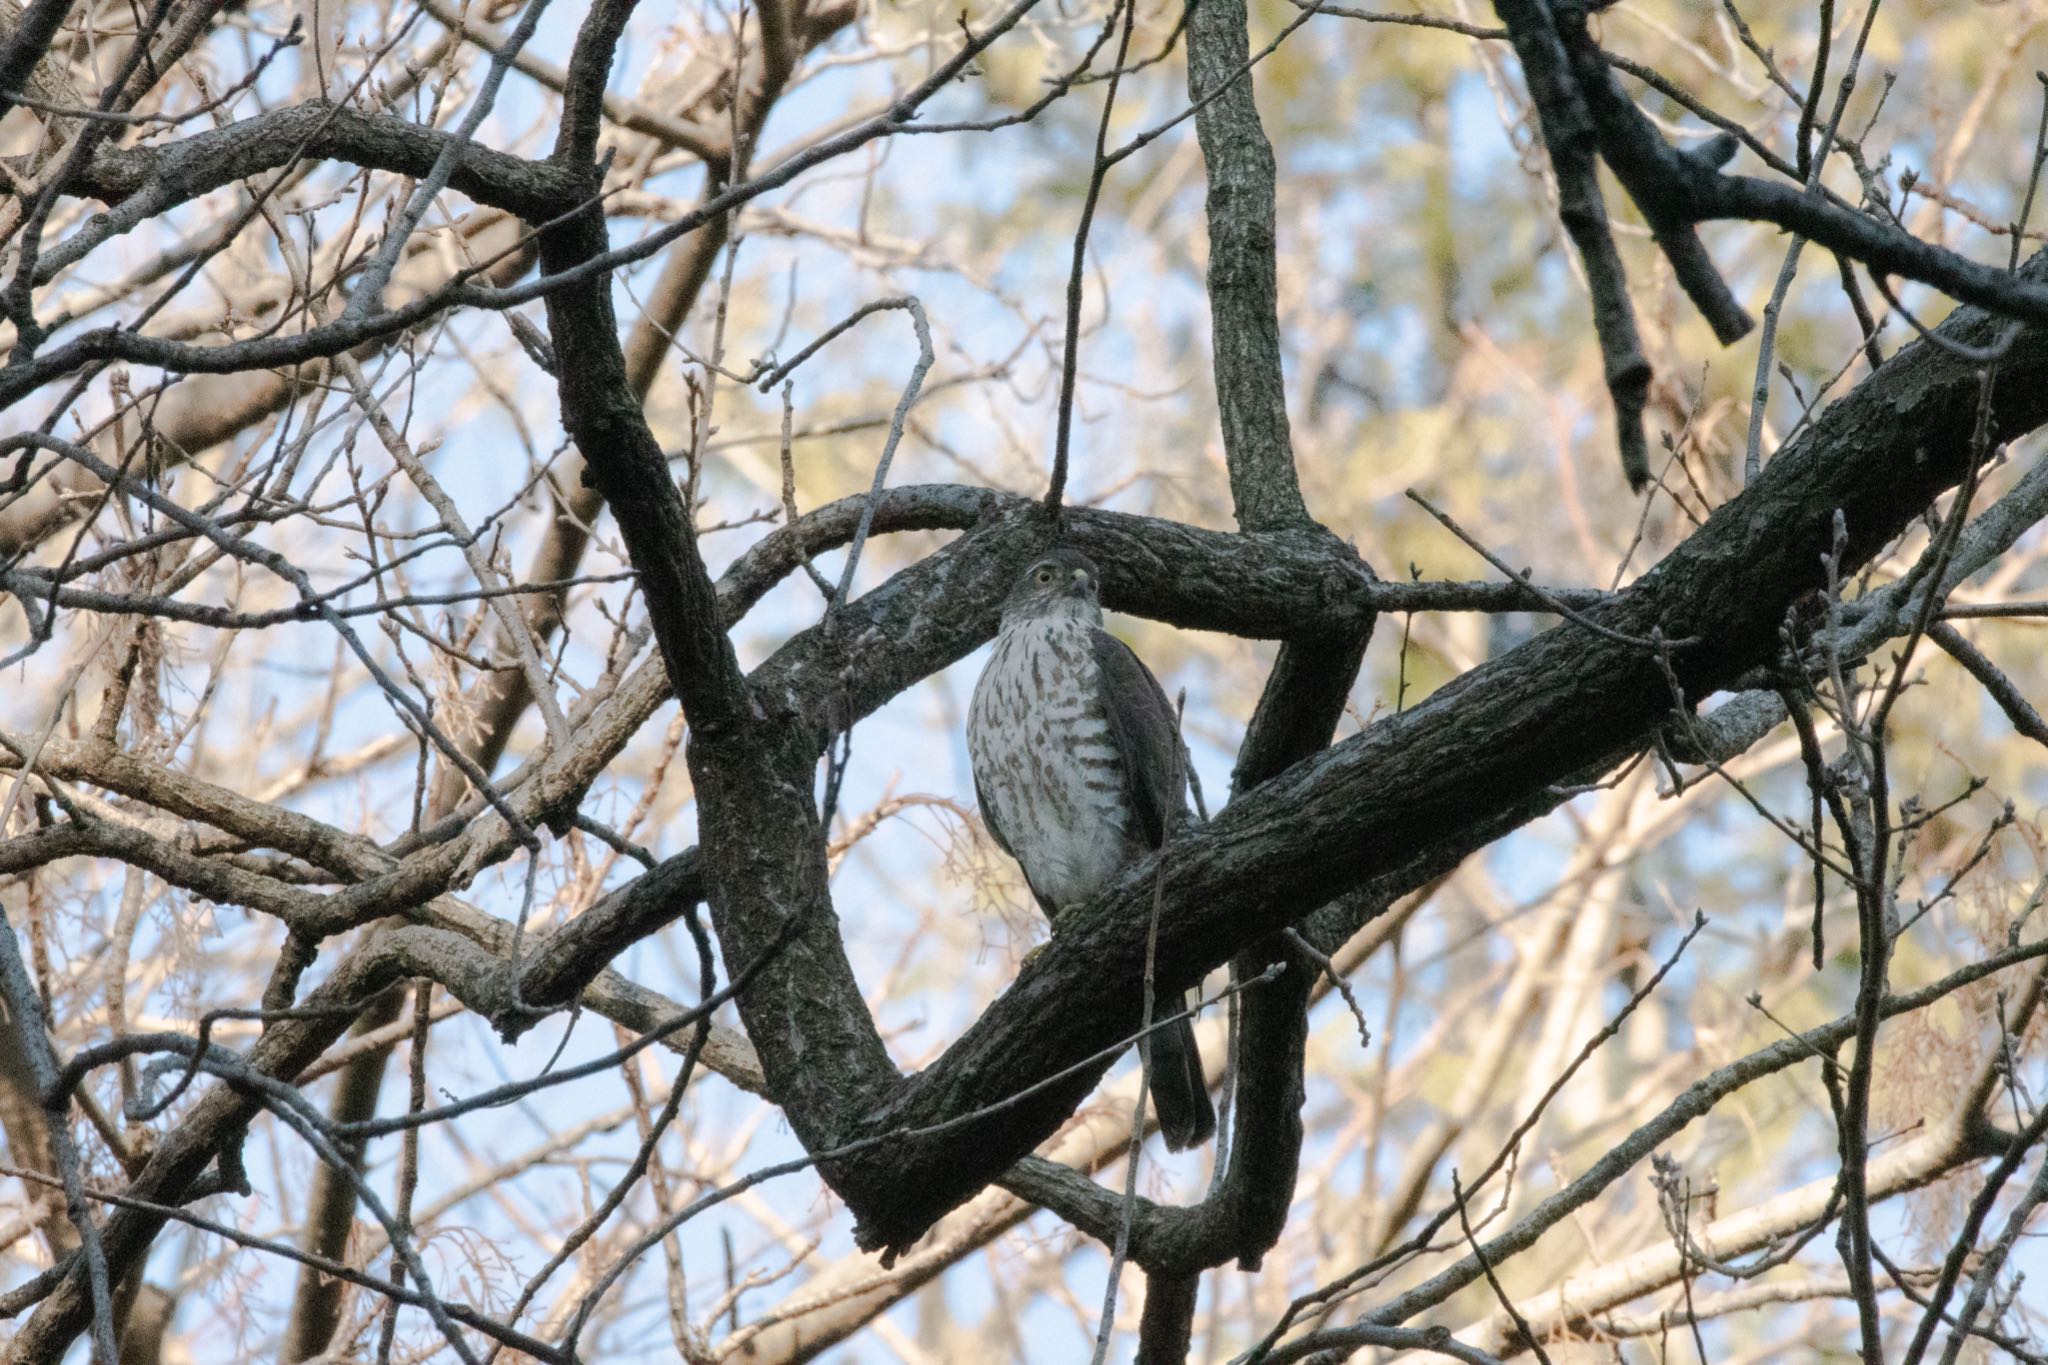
[823,254,2048,1255]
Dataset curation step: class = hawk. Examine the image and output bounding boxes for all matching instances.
[967,549,1216,1151]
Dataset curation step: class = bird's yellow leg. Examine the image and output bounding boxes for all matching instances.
[1018,910,1073,971]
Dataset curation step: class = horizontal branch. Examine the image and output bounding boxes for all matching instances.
[35,101,578,281]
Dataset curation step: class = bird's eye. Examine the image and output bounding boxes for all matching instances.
[1034,568,1053,584]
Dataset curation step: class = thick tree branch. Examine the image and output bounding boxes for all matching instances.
[1543,1,1752,344]
[0,0,78,124]
[34,102,578,277]
[1185,0,1309,531]
[826,255,2048,1255]
[1136,1270,1200,1365]
[538,211,751,737]
[1180,29,1375,1254]
[446,0,855,806]
[534,0,902,1180]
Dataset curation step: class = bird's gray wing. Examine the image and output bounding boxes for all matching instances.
[971,767,1018,861]
[1090,628,1188,850]
[973,767,1061,918]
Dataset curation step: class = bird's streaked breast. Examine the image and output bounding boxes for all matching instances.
[968,618,1134,914]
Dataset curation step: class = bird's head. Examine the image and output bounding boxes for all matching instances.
[1000,549,1103,628]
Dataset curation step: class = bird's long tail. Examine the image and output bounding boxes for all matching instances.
[1142,998,1216,1152]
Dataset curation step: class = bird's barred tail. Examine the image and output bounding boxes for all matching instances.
[1142,1001,1216,1152]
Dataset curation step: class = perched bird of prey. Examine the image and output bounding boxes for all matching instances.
[967,549,1217,1151]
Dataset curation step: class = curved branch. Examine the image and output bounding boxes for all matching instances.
[38,101,578,279]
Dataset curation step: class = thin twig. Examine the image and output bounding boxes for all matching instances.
[1046,0,1138,514]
